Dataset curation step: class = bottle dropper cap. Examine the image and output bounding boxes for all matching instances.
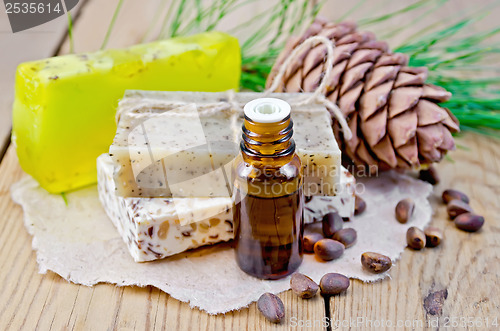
[243,98,291,123]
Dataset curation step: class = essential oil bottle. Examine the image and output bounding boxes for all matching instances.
[233,98,304,280]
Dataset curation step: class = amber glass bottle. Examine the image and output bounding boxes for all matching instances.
[233,98,304,280]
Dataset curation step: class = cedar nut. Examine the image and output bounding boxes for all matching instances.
[322,212,343,237]
[319,273,350,296]
[406,226,426,250]
[447,199,473,219]
[332,228,357,248]
[257,293,285,323]
[395,198,415,224]
[424,226,443,247]
[361,252,392,273]
[290,273,319,299]
[314,239,345,261]
[454,213,485,232]
[442,189,469,204]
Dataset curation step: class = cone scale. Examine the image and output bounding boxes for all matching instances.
[267,19,460,173]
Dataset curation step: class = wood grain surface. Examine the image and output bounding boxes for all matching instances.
[329,133,500,331]
[0,133,498,331]
[1,0,499,330]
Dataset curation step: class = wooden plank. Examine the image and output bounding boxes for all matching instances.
[0,1,325,329]
[328,133,500,330]
[1,133,498,330]
[2,0,499,153]
[0,1,84,153]
[0,146,325,330]
[320,0,500,45]
[57,0,169,54]
[2,0,500,329]
[52,1,327,325]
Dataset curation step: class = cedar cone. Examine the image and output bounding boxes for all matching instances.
[266,18,460,173]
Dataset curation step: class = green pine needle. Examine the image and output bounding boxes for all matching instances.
[358,0,431,26]
[66,12,74,53]
[390,5,500,135]
[101,0,125,50]
[237,0,500,135]
[61,192,69,206]
[96,0,500,135]
[169,0,187,37]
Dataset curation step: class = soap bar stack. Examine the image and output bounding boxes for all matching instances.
[110,90,342,198]
[98,154,355,262]
[99,91,355,262]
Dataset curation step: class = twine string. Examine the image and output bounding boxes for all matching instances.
[264,35,352,140]
[116,37,352,140]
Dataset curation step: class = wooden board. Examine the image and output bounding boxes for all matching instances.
[2,0,499,154]
[328,133,500,330]
[0,132,498,330]
[0,146,325,330]
[1,0,500,329]
[57,0,168,54]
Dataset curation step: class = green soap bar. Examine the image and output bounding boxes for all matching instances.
[12,31,241,193]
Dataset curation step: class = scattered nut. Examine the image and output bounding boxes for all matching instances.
[303,233,323,253]
[332,228,357,248]
[454,213,485,232]
[419,166,440,185]
[304,221,323,234]
[424,227,443,247]
[290,273,319,299]
[395,198,415,224]
[322,212,343,237]
[447,199,473,219]
[406,227,426,250]
[257,293,285,323]
[442,189,470,204]
[314,239,345,261]
[319,273,350,296]
[354,195,366,215]
[361,252,392,273]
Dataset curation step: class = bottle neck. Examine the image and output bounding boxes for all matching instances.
[241,115,295,163]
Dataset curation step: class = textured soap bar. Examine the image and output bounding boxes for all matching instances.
[12,32,241,193]
[110,90,342,198]
[98,154,354,262]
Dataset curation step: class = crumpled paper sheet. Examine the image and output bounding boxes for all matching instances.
[11,171,432,314]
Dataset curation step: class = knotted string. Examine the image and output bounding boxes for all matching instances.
[115,37,352,140]
[264,35,352,140]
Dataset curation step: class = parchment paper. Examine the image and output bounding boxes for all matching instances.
[11,172,432,314]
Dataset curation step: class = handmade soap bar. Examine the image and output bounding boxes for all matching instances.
[12,32,241,194]
[98,154,354,262]
[110,91,341,198]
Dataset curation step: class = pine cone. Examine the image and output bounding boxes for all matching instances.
[266,19,460,173]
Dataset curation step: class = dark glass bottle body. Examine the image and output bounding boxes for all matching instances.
[233,113,304,280]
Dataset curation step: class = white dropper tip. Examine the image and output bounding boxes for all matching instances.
[243,98,291,124]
